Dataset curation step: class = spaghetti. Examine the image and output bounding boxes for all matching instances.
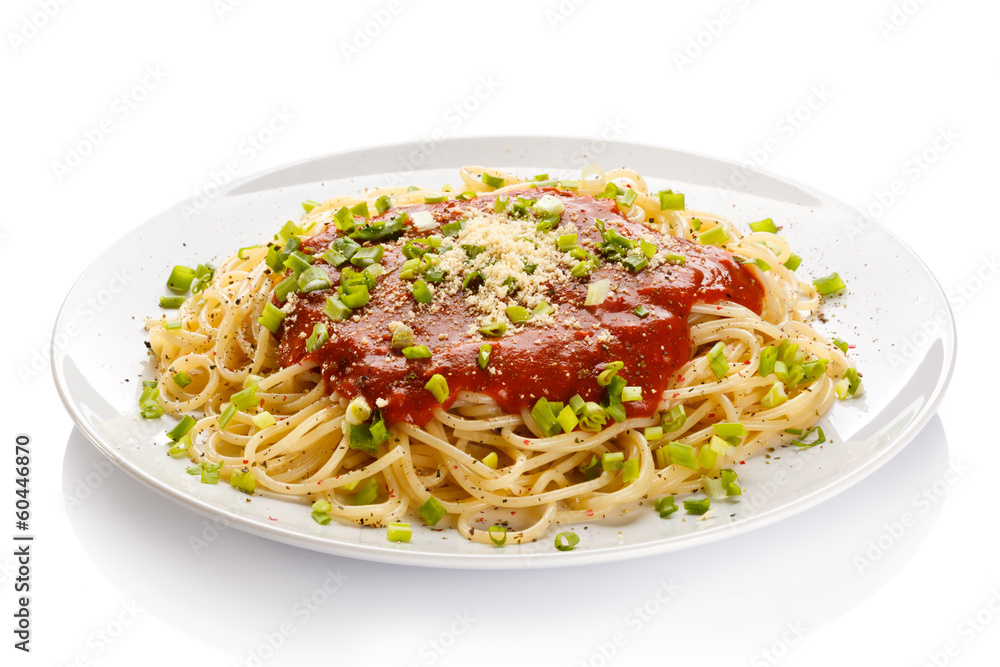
[145,165,859,546]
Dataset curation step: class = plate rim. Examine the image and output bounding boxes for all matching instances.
[52,134,958,569]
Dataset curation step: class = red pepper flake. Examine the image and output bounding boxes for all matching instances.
[268,516,277,521]
[585,509,594,517]
[243,459,248,464]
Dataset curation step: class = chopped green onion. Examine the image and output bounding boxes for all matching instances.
[712,423,747,438]
[424,194,447,204]
[530,397,562,437]
[699,225,729,246]
[350,245,384,268]
[163,319,182,330]
[479,321,507,337]
[658,190,685,210]
[218,403,237,428]
[531,301,553,318]
[477,343,492,369]
[661,405,686,433]
[644,426,664,442]
[761,382,788,409]
[584,279,611,306]
[759,345,778,376]
[301,199,320,213]
[667,441,698,470]
[186,460,222,485]
[633,305,650,318]
[231,384,259,411]
[703,476,726,500]
[370,416,391,447]
[160,295,185,308]
[274,275,297,302]
[571,258,597,278]
[391,323,415,349]
[230,469,256,495]
[597,361,624,386]
[252,412,275,429]
[833,338,849,354]
[283,250,314,275]
[505,306,530,324]
[167,434,191,458]
[402,345,432,359]
[601,451,624,472]
[792,426,826,449]
[482,173,505,188]
[684,497,711,514]
[622,253,649,273]
[305,322,329,353]
[166,415,196,442]
[419,495,447,526]
[557,233,578,251]
[296,266,331,293]
[482,451,498,469]
[844,368,861,395]
[346,396,371,425]
[814,272,846,296]
[171,371,192,389]
[311,509,332,525]
[257,302,286,333]
[618,188,638,208]
[425,374,449,404]
[167,265,196,293]
[323,296,352,321]
[488,525,507,546]
[494,195,508,213]
[749,218,778,233]
[387,522,411,543]
[238,246,259,260]
[664,253,686,265]
[412,279,433,304]
[353,478,379,505]
[556,405,579,433]
[375,195,392,215]
[621,386,642,402]
[139,383,163,419]
[554,531,580,551]
[707,342,728,379]
[690,218,702,231]
[622,459,639,484]
[783,253,802,271]
[578,402,607,432]
[654,496,678,518]
[347,423,376,454]
[721,468,741,496]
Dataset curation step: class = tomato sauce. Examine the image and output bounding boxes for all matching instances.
[277,189,763,425]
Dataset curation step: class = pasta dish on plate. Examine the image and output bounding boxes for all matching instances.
[141,165,861,549]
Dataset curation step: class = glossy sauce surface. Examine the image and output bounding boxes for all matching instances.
[278,189,763,425]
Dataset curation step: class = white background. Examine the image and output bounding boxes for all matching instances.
[3,1,998,665]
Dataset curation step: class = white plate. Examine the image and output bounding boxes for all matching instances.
[52,136,956,569]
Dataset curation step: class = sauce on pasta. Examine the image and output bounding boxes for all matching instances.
[278,190,763,425]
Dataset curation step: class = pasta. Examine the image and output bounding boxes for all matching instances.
[144,165,859,546]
